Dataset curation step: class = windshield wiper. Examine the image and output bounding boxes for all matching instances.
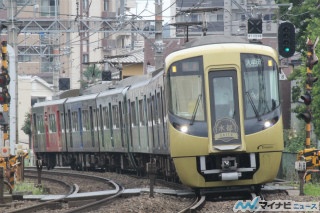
[190,94,202,125]
[246,91,262,121]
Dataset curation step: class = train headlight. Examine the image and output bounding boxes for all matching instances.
[264,120,272,128]
[180,125,188,133]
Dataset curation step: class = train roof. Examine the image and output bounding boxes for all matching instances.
[97,85,128,97]
[65,93,98,103]
[82,74,150,95]
[183,35,248,49]
[33,98,67,108]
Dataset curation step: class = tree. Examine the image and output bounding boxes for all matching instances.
[278,1,320,139]
[21,112,32,148]
[79,64,102,89]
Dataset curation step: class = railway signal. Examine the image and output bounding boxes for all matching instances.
[278,22,295,58]
[295,37,320,194]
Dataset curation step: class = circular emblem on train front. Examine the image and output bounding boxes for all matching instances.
[213,118,239,142]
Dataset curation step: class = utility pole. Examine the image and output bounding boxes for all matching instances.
[154,0,163,70]
[52,0,60,98]
[7,0,18,153]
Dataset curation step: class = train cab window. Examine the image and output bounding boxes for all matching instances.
[241,54,280,119]
[167,56,205,121]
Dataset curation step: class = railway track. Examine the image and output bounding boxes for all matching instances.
[6,174,76,213]
[2,168,301,212]
[4,169,124,212]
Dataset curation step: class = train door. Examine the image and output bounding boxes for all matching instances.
[208,70,241,150]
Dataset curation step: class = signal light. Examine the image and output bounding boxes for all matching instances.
[306,73,318,87]
[0,90,10,105]
[298,109,312,123]
[278,22,295,58]
[0,73,10,87]
[301,91,312,105]
[0,112,8,125]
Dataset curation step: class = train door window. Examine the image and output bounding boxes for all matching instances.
[102,106,109,130]
[147,96,154,146]
[94,108,99,131]
[71,111,78,132]
[65,111,69,133]
[60,112,65,133]
[33,114,38,134]
[128,100,134,147]
[152,94,157,125]
[49,113,56,133]
[57,111,61,133]
[99,105,105,147]
[82,110,89,131]
[119,101,124,147]
[131,101,137,127]
[37,115,44,134]
[213,77,235,120]
[109,103,114,147]
[138,99,145,126]
[89,106,95,147]
[112,105,119,129]
[68,110,73,147]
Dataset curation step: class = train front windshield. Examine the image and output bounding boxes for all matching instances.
[241,54,280,119]
[167,56,205,121]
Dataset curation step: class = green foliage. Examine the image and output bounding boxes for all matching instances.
[79,64,102,89]
[278,1,320,139]
[13,182,45,195]
[291,85,301,102]
[283,129,305,152]
[304,182,320,196]
[21,112,31,136]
